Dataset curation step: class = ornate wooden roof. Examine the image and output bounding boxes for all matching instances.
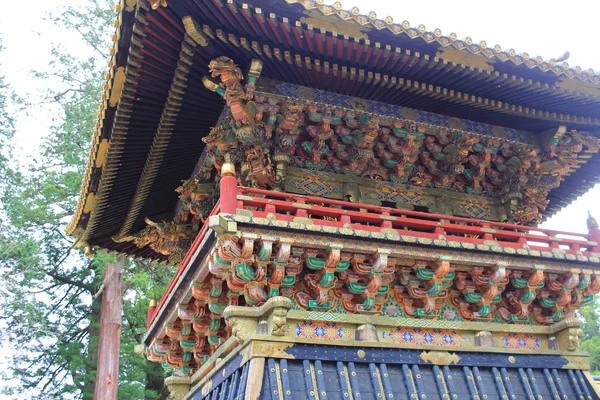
[68,0,600,259]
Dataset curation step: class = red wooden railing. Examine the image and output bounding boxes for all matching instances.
[236,187,596,256]
[148,185,599,328]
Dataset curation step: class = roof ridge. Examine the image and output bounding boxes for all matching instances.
[284,0,600,84]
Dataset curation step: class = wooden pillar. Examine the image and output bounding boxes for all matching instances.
[220,155,237,214]
[94,260,124,400]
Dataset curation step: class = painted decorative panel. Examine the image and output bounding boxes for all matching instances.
[295,320,353,340]
[285,167,504,219]
[456,199,495,220]
[500,332,544,350]
[381,327,470,346]
[288,175,340,197]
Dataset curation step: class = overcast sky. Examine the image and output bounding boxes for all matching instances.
[0,0,599,235]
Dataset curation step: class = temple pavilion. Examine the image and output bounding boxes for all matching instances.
[69,0,600,398]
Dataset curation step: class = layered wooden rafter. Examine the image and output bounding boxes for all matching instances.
[118,34,206,238]
[66,0,137,239]
[161,0,600,85]
[200,26,600,125]
[283,0,600,83]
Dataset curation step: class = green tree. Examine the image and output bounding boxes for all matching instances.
[0,37,15,178]
[0,1,171,398]
[580,298,600,375]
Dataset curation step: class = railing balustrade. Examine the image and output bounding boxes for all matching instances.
[236,187,595,256]
[148,186,599,328]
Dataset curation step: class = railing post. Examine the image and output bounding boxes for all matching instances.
[340,211,351,225]
[220,156,238,214]
[294,198,308,218]
[481,223,494,241]
[381,211,393,229]
[434,223,445,237]
[147,297,157,330]
[265,203,276,214]
[588,212,600,254]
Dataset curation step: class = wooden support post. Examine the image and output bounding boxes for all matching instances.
[94,260,123,400]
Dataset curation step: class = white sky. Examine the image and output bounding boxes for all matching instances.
[0,0,599,397]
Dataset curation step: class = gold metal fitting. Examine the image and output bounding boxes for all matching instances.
[149,298,158,308]
[221,153,236,177]
[202,76,220,92]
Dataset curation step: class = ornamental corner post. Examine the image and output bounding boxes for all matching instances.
[219,154,237,214]
[93,258,124,400]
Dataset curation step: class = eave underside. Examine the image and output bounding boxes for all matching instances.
[70,0,600,259]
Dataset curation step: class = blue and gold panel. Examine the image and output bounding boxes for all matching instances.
[498,331,545,350]
[295,320,353,341]
[283,344,569,369]
[455,199,499,220]
[188,354,246,400]
[288,175,340,198]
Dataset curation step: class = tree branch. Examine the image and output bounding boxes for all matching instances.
[73,25,108,59]
[45,269,93,292]
[53,88,86,102]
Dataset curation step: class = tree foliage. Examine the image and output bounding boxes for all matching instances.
[0,37,16,180]
[580,298,600,375]
[0,1,171,399]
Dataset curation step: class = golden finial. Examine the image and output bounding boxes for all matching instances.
[221,153,236,177]
[149,297,158,308]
